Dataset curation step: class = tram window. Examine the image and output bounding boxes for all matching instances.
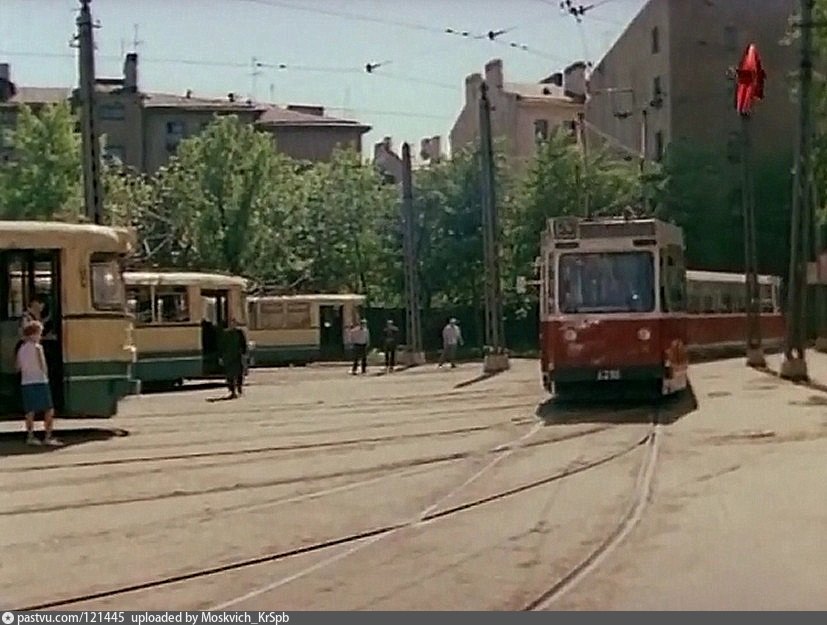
[285,303,311,329]
[558,252,655,314]
[258,301,285,329]
[155,287,189,322]
[248,302,258,330]
[5,257,26,318]
[127,287,153,323]
[90,254,125,311]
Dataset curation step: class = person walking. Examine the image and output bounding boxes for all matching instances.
[383,319,400,372]
[17,321,60,446]
[349,318,370,375]
[438,318,463,368]
[221,317,247,398]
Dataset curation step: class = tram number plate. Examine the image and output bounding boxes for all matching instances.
[596,369,621,381]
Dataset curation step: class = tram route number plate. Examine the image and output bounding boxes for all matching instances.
[596,369,621,381]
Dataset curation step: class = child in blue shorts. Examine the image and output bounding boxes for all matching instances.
[17,320,60,446]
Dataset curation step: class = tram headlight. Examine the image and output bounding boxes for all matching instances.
[563,328,578,342]
[637,327,651,341]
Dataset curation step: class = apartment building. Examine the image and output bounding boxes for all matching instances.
[0,54,370,172]
[585,0,797,163]
[450,58,585,166]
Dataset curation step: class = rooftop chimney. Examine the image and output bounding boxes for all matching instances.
[484,59,503,90]
[123,53,138,92]
[228,92,236,102]
[465,72,483,103]
[563,61,587,102]
[0,63,14,102]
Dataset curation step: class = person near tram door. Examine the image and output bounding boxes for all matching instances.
[383,320,400,372]
[17,321,60,446]
[349,319,370,375]
[221,318,247,399]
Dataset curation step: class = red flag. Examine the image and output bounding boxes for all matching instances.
[735,44,766,115]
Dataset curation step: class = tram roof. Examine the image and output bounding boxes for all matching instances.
[124,271,248,288]
[0,221,135,253]
[686,270,780,285]
[249,293,366,305]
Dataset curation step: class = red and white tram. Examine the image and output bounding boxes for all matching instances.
[538,216,784,398]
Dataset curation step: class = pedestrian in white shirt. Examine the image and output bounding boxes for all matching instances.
[349,319,370,375]
[17,320,60,446]
[438,318,463,368]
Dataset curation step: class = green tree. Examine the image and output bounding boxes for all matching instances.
[504,131,641,304]
[0,102,82,220]
[289,148,397,301]
[145,115,298,280]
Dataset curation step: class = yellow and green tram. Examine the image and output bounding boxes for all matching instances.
[247,294,365,366]
[125,271,248,386]
[1,221,136,418]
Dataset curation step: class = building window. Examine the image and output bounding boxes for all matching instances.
[103,144,125,164]
[724,25,737,51]
[651,27,660,54]
[534,119,549,142]
[655,131,665,162]
[166,120,186,152]
[98,103,125,121]
[651,76,663,108]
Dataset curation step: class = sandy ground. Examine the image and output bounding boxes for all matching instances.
[1,356,825,610]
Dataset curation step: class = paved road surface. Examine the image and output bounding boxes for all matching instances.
[1,358,825,610]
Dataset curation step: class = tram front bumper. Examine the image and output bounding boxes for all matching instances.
[550,365,665,384]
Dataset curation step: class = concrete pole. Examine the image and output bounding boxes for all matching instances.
[741,114,765,367]
[77,0,104,224]
[401,143,424,366]
[781,0,814,381]
[479,81,508,373]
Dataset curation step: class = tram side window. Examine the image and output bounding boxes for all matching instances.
[258,301,285,329]
[155,287,189,322]
[4,256,26,319]
[127,287,153,324]
[91,254,125,311]
[660,247,686,312]
[248,302,258,330]
[285,303,311,329]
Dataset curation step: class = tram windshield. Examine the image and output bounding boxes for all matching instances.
[558,252,655,313]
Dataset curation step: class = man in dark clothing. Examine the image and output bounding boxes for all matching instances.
[383,320,400,372]
[221,318,247,398]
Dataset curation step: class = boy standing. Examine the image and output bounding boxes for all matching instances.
[438,318,463,368]
[383,320,400,372]
[349,319,370,375]
[17,321,59,446]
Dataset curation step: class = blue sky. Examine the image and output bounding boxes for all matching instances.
[0,0,646,154]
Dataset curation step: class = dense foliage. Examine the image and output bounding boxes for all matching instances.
[0,88,808,308]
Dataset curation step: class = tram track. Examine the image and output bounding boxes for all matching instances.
[14,421,650,611]
[0,424,613,516]
[522,412,662,610]
[0,416,537,476]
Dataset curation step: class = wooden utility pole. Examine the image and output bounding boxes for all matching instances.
[401,143,424,365]
[781,0,815,381]
[77,0,104,224]
[479,81,508,372]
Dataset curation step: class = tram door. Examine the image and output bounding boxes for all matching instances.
[0,250,63,413]
[201,289,229,375]
[319,305,345,359]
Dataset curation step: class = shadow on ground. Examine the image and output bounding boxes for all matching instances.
[536,385,699,426]
[141,381,227,395]
[0,427,129,456]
